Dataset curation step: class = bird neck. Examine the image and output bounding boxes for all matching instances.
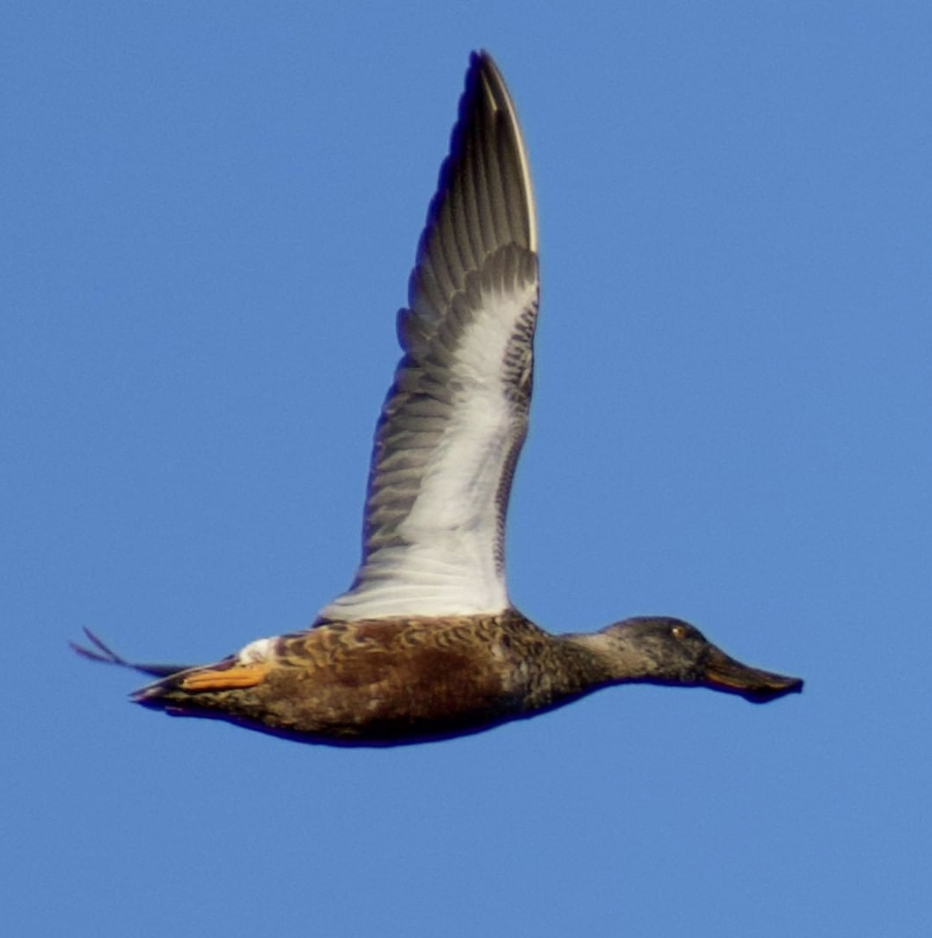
[518,630,648,713]
[554,630,661,686]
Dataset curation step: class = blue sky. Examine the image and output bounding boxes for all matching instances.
[4,2,931,936]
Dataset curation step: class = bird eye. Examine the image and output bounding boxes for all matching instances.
[671,625,687,639]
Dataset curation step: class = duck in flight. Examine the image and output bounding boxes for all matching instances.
[73,52,802,746]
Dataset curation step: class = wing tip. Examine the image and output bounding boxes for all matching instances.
[463,50,538,254]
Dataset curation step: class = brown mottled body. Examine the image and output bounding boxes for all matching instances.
[127,610,800,746]
[134,612,605,746]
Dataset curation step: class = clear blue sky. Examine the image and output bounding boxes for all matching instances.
[4,3,930,936]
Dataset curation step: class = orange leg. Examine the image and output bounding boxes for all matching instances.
[179,663,270,692]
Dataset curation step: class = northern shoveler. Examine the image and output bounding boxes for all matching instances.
[73,52,802,746]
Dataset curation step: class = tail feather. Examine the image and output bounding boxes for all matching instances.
[70,627,191,678]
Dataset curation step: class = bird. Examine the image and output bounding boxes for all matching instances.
[72,51,802,747]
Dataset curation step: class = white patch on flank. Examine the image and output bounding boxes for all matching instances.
[237,636,276,663]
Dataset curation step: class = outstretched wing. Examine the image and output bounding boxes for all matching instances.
[321,52,539,621]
